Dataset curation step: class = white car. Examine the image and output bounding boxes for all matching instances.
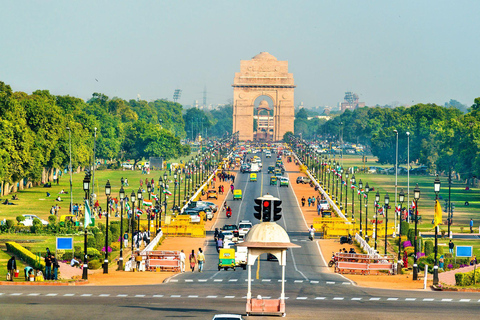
[238,220,253,238]
[20,215,49,226]
[222,230,234,241]
[319,200,330,211]
[212,315,244,320]
[122,163,133,169]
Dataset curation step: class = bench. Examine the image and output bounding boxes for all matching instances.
[147,258,180,272]
[336,261,394,275]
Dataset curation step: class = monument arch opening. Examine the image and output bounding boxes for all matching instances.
[232,52,295,141]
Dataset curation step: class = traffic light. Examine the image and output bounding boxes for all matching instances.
[262,200,272,222]
[273,200,282,221]
[254,199,262,220]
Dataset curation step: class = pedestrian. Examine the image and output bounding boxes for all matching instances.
[179,249,186,273]
[217,238,223,252]
[51,256,59,280]
[123,232,129,248]
[7,256,16,281]
[311,196,316,206]
[45,254,52,280]
[301,196,306,207]
[197,248,205,272]
[470,219,474,233]
[449,240,454,254]
[214,228,219,241]
[24,266,34,281]
[189,250,197,272]
[317,203,321,216]
[230,184,234,192]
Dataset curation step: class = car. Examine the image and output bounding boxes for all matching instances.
[20,214,49,226]
[267,166,275,174]
[240,164,250,173]
[319,199,329,210]
[238,220,253,238]
[212,314,244,320]
[265,152,271,158]
[279,177,289,187]
[121,162,133,169]
[296,176,311,184]
[207,190,218,199]
[193,201,218,212]
[267,253,278,261]
[180,209,201,223]
[222,224,239,237]
[221,230,234,241]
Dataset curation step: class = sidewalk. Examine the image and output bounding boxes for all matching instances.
[439,263,480,286]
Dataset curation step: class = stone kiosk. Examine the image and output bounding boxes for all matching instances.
[232,52,295,141]
[239,222,300,317]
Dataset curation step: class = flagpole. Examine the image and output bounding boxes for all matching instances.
[433,176,441,285]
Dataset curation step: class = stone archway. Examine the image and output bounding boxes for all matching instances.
[232,52,295,141]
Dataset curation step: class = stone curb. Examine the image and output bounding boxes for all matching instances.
[0,280,88,286]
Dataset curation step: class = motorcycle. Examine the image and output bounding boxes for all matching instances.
[226,207,232,218]
[328,252,337,267]
[308,230,314,241]
[340,235,353,245]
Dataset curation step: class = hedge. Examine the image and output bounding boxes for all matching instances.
[455,269,480,286]
[6,242,45,272]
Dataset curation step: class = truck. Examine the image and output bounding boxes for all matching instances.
[235,246,248,270]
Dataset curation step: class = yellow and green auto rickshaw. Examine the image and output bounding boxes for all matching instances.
[270,176,277,185]
[233,189,243,200]
[250,173,257,182]
[274,169,282,177]
[218,248,236,271]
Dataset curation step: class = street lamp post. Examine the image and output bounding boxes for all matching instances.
[394,129,399,235]
[137,188,143,240]
[407,132,410,222]
[103,180,111,274]
[374,191,380,250]
[118,185,125,270]
[364,183,370,238]
[147,182,151,241]
[351,174,355,219]
[433,176,441,285]
[66,127,73,214]
[130,191,136,262]
[327,160,331,195]
[413,184,421,280]
[173,171,177,210]
[384,193,390,255]
[397,189,405,271]
[344,172,349,215]
[82,173,91,280]
[359,179,363,236]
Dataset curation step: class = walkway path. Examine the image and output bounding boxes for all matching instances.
[439,263,480,286]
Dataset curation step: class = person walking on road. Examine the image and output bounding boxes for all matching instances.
[179,249,186,273]
[189,250,197,272]
[470,219,474,233]
[197,248,205,272]
[7,256,16,281]
[301,196,306,207]
[449,240,455,254]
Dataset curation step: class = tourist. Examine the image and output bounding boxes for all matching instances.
[449,240,454,254]
[179,250,186,273]
[189,250,197,272]
[197,248,205,272]
[44,254,52,280]
[301,196,306,207]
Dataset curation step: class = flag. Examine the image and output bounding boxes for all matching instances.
[143,199,153,207]
[163,189,172,196]
[357,189,361,195]
[395,204,401,214]
[84,199,92,227]
[378,207,384,216]
[433,199,442,227]
[151,193,159,201]
[351,185,355,189]
[343,180,347,186]
[136,208,143,217]
[125,202,131,212]
[411,201,416,210]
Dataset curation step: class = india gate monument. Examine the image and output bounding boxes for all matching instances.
[232,52,295,141]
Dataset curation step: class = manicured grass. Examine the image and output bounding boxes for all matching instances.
[0,248,26,281]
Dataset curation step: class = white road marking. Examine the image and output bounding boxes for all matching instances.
[209,271,221,279]
[229,279,238,282]
[342,282,351,285]
[387,298,398,301]
[300,239,307,242]
[170,295,181,298]
[214,279,223,282]
[262,279,271,282]
[423,298,434,301]
[263,296,271,299]
[81,294,91,297]
[99,294,110,297]
[10,293,22,296]
[296,297,307,300]
[199,279,208,282]
[63,294,74,297]
[441,298,452,302]
[326,281,335,285]
[135,294,145,297]
[310,280,319,284]
[294,280,304,283]
[153,295,163,298]
[207,295,217,298]
[352,298,362,301]
[278,279,286,282]
[315,297,326,300]
[28,293,40,296]
[405,298,416,301]
[333,297,344,300]
[460,299,471,302]
[117,294,128,297]
[170,279,178,282]
[46,293,58,297]
[370,297,380,301]
[185,279,193,282]
[188,295,198,298]
[224,296,235,299]
[292,239,298,241]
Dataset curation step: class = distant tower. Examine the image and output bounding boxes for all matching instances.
[173,89,182,102]
[203,86,207,108]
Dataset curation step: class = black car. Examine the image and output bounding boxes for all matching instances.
[267,166,275,174]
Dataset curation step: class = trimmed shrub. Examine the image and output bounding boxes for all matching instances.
[6,242,45,272]
[88,259,102,270]
[404,246,414,256]
[87,247,101,258]
[16,215,26,224]
[424,240,434,256]
[6,219,15,230]
[455,273,464,286]
[48,215,56,224]
[400,221,409,236]
[87,236,96,248]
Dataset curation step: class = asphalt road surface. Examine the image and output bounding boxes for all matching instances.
[2,154,480,319]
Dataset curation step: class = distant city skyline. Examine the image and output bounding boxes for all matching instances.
[1,1,479,108]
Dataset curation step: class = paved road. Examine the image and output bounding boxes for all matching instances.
[1,153,480,319]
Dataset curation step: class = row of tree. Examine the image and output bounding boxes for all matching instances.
[0,81,197,192]
[318,99,480,179]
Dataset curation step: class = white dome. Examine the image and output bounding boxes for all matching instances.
[245,222,290,243]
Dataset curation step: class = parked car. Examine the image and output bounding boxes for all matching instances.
[192,201,218,213]
[319,199,330,211]
[121,162,133,169]
[296,176,311,184]
[180,209,201,223]
[410,166,428,175]
[20,214,49,226]
[207,190,218,199]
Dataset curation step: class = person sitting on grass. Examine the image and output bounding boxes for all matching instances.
[56,196,62,202]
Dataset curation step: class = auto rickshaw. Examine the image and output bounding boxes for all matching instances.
[250,173,257,182]
[270,176,277,185]
[233,189,243,200]
[218,248,236,271]
[59,214,79,226]
[275,169,282,177]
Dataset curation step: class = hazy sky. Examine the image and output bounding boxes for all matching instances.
[1,1,479,108]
